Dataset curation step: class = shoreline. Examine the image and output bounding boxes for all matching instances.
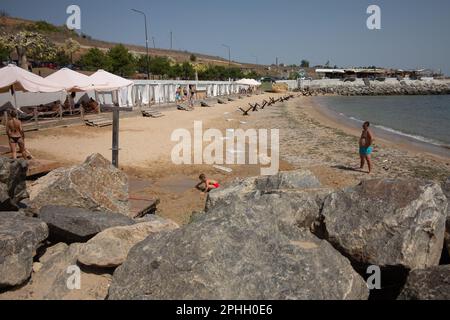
[307,97,450,162]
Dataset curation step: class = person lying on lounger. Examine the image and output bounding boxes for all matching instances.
[196,174,220,194]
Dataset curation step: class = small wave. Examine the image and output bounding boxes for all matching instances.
[374,125,449,148]
[342,114,450,148]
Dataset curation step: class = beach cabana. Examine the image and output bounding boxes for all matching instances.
[87,70,134,108]
[46,68,98,92]
[236,78,261,86]
[0,64,66,109]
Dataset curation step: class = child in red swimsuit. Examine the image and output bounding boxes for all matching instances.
[196,174,220,194]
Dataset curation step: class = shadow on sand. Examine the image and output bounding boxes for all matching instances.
[332,165,366,173]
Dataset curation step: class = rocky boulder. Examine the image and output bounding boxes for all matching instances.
[29,154,130,217]
[443,177,450,256]
[39,206,135,243]
[0,212,48,288]
[320,179,448,270]
[398,265,450,300]
[0,157,28,211]
[0,243,111,300]
[78,216,179,268]
[109,190,368,300]
[206,170,321,211]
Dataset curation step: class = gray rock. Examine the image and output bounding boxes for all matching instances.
[206,170,321,211]
[78,216,179,268]
[398,265,450,300]
[444,177,450,256]
[0,212,48,288]
[1,243,112,300]
[29,153,130,217]
[320,179,448,269]
[109,190,368,300]
[39,206,135,243]
[0,157,28,211]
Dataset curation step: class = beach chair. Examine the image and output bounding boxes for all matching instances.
[142,109,165,118]
[177,104,193,112]
[200,101,212,108]
[217,98,227,105]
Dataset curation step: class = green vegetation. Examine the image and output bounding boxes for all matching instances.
[0,44,10,61]
[78,47,110,71]
[300,60,310,68]
[26,20,60,33]
[107,44,136,77]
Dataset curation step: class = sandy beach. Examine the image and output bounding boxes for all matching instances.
[1,93,448,225]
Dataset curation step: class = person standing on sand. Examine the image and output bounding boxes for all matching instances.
[359,121,373,173]
[6,110,32,160]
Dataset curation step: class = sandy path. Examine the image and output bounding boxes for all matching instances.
[23,93,283,168]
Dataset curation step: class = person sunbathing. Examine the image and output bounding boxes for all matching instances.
[196,174,220,194]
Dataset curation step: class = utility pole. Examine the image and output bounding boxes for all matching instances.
[170,31,173,50]
[111,91,120,168]
[131,9,150,80]
[276,57,278,67]
[251,54,258,65]
[152,36,156,48]
[222,44,231,66]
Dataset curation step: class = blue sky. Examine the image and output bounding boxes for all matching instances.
[2,0,450,74]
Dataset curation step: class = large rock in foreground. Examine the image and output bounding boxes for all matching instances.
[443,177,450,256]
[109,190,368,300]
[78,216,179,268]
[206,170,321,210]
[39,206,135,243]
[0,212,48,288]
[29,154,130,217]
[0,243,111,300]
[320,179,448,270]
[0,157,28,211]
[398,266,450,300]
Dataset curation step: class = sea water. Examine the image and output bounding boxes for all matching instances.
[315,95,450,150]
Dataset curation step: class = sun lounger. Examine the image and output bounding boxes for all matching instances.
[177,104,193,112]
[85,115,113,127]
[217,99,227,105]
[200,101,212,107]
[142,109,165,118]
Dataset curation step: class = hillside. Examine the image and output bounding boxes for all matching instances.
[0,15,277,75]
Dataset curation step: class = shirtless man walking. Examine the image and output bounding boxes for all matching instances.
[359,121,373,174]
[6,110,32,160]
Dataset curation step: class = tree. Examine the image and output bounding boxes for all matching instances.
[300,59,310,68]
[148,56,172,76]
[107,44,136,77]
[190,54,197,62]
[0,31,57,69]
[64,38,81,63]
[78,47,110,71]
[54,49,71,67]
[0,44,11,61]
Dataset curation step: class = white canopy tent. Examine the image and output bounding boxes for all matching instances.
[0,64,66,109]
[46,68,101,92]
[87,70,134,108]
[235,78,262,86]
